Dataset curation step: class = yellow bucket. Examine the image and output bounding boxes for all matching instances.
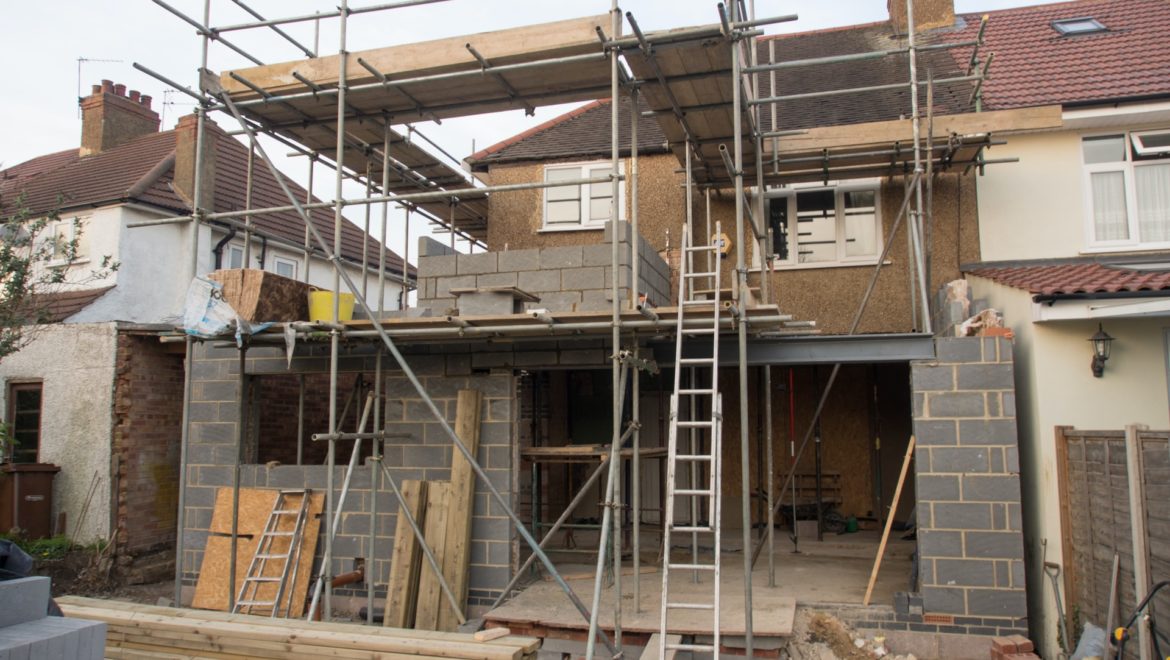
[308,290,356,322]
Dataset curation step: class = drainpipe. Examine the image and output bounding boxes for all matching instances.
[212,227,237,269]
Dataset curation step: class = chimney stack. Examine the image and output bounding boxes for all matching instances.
[173,114,218,212]
[79,79,160,157]
[888,0,955,34]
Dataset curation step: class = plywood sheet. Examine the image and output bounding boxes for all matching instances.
[193,488,324,617]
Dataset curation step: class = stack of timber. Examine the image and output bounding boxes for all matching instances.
[57,597,539,660]
[208,268,311,322]
[385,389,482,632]
[191,487,324,617]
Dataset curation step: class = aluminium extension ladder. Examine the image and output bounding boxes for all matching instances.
[233,489,312,617]
[658,223,724,657]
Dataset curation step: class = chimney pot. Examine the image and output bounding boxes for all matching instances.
[101,80,114,93]
[114,83,126,96]
[91,84,102,95]
[140,95,152,109]
[129,90,140,101]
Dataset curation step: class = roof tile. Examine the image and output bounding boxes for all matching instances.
[968,262,1170,296]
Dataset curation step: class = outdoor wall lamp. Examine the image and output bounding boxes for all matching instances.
[1089,323,1114,378]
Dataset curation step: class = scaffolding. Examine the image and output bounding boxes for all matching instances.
[142,1,1003,657]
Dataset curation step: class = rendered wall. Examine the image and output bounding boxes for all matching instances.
[0,323,117,543]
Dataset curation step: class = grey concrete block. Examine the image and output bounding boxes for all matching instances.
[935,558,996,587]
[964,531,1024,559]
[956,364,1014,391]
[961,474,1020,502]
[518,269,562,293]
[915,420,958,446]
[957,419,1017,447]
[540,245,582,268]
[928,392,986,418]
[418,254,457,278]
[436,274,477,297]
[917,474,961,501]
[920,585,966,614]
[935,337,982,363]
[418,236,456,258]
[497,248,541,272]
[0,578,50,627]
[913,392,925,418]
[932,503,992,530]
[918,529,963,558]
[930,447,990,473]
[475,272,519,289]
[457,291,518,316]
[602,220,632,244]
[966,588,1026,617]
[536,291,582,311]
[581,243,631,267]
[562,266,605,290]
[912,365,955,391]
[457,252,498,275]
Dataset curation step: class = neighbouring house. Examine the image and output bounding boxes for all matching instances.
[0,79,410,579]
[170,1,1053,655]
[950,0,1170,654]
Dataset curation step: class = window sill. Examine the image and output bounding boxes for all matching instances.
[750,259,891,273]
[47,258,91,269]
[538,224,607,234]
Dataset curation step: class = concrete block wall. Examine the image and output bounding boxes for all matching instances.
[416,222,672,313]
[911,337,1026,630]
[182,342,517,610]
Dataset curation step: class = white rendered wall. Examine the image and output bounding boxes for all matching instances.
[0,323,117,544]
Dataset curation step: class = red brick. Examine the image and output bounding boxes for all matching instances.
[1005,635,1033,653]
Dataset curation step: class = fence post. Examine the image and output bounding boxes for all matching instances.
[1125,423,1151,660]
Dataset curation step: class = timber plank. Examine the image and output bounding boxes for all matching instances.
[384,479,429,629]
[414,481,454,630]
[437,389,484,632]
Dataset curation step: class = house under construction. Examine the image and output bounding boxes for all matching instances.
[130,0,1049,657]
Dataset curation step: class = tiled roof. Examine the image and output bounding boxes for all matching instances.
[968,262,1170,296]
[466,95,668,169]
[0,126,411,277]
[29,286,116,323]
[948,0,1170,110]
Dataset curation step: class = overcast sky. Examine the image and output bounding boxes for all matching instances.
[0,0,1062,258]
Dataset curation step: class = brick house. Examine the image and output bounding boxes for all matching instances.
[0,80,409,578]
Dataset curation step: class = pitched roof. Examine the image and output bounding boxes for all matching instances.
[0,126,411,277]
[968,261,1170,297]
[466,95,668,169]
[29,286,116,323]
[948,0,1170,110]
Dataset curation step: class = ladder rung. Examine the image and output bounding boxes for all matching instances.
[673,488,714,497]
[668,562,717,571]
[234,599,276,607]
[666,601,716,610]
[263,531,296,537]
[684,244,718,252]
[675,454,713,461]
[680,299,717,306]
[278,489,308,495]
[243,577,283,583]
[676,420,714,427]
[684,271,717,279]
[253,553,293,560]
[678,357,715,365]
[678,389,714,395]
[271,509,301,515]
[671,525,715,533]
[682,328,717,335]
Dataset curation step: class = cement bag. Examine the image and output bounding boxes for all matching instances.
[1070,622,1106,660]
[182,276,271,344]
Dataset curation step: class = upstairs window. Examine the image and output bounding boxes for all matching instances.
[1052,17,1106,36]
[763,181,881,267]
[542,161,625,230]
[272,256,298,279]
[5,382,43,464]
[1083,131,1170,249]
[47,216,89,266]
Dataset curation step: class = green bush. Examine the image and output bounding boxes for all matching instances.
[0,533,73,561]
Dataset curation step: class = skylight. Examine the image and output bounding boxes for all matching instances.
[1052,17,1107,36]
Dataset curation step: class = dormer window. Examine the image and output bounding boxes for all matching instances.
[1052,17,1106,36]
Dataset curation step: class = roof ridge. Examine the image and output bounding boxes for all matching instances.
[466,99,607,164]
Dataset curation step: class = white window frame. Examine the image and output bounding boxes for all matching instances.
[1082,129,1170,252]
[753,179,883,270]
[46,215,89,267]
[540,159,625,231]
[272,256,299,279]
[225,243,245,269]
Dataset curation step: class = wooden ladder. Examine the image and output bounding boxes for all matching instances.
[233,489,311,617]
[658,223,724,657]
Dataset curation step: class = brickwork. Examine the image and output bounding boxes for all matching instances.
[911,337,1026,629]
[416,222,672,313]
[182,341,541,609]
[112,332,184,557]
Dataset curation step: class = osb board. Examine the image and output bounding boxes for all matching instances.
[208,269,311,322]
[192,488,324,616]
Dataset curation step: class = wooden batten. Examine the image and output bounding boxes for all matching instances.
[220,14,610,100]
[413,481,454,630]
[436,389,484,632]
[383,479,429,629]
